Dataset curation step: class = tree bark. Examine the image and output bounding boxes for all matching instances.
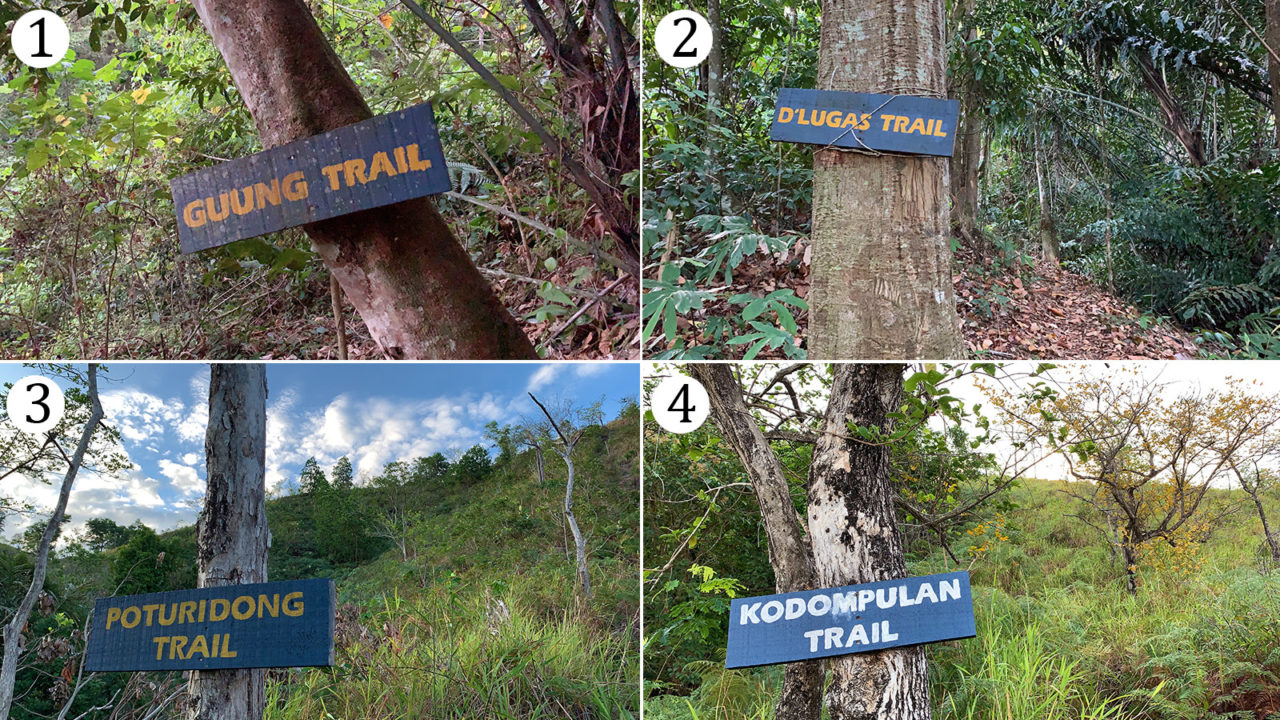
[560,446,591,599]
[191,0,535,359]
[951,0,985,251]
[1121,536,1138,594]
[1034,132,1059,265]
[1135,54,1207,166]
[688,364,823,720]
[188,364,270,720]
[528,394,591,600]
[0,367,104,720]
[1247,489,1280,564]
[807,364,931,719]
[1268,0,1280,147]
[807,0,963,359]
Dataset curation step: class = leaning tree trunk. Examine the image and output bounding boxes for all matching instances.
[807,0,963,359]
[188,364,270,720]
[0,367,103,720]
[689,364,824,720]
[1246,487,1280,565]
[191,0,535,359]
[807,364,931,719]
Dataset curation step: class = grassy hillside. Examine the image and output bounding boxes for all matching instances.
[6,408,639,720]
[647,478,1280,720]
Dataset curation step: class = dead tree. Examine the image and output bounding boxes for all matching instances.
[187,364,270,720]
[528,393,592,599]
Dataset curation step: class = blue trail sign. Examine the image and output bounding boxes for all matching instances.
[171,103,452,254]
[769,88,959,157]
[726,571,975,668]
[85,578,336,672]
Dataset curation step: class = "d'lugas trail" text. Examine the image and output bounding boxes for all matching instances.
[775,107,949,137]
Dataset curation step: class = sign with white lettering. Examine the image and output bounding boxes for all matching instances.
[170,103,451,253]
[769,88,959,157]
[725,571,975,668]
[85,578,335,672]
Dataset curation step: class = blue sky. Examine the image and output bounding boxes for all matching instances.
[4,362,637,541]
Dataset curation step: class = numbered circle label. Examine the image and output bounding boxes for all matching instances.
[5,375,66,435]
[650,375,710,434]
[11,10,70,69]
[653,10,712,69]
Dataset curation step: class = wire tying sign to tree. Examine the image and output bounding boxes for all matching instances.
[170,103,451,253]
[85,578,335,671]
[770,88,959,157]
[726,571,976,668]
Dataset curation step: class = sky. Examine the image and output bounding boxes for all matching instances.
[3,362,638,542]
[646,360,1280,482]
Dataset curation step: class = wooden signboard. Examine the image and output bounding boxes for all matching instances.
[769,88,960,157]
[725,571,975,668]
[170,103,452,254]
[84,578,335,672]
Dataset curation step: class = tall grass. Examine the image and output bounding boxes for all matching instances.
[265,578,637,720]
[647,479,1280,720]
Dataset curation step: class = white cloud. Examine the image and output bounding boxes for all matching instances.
[526,365,562,393]
[575,363,609,378]
[100,389,185,443]
[157,459,204,496]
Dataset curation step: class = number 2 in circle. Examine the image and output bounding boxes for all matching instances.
[672,17,698,57]
[667,384,696,423]
[29,17,52,58]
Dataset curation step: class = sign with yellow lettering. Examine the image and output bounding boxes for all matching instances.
[84,578,335,671]
[170,103,451,253]
[770,88,959,157]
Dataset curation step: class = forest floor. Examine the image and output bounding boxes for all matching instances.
[954,248,1204,359]
[662,238,1207,360]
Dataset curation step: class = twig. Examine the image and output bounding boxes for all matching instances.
[545,274,631,341]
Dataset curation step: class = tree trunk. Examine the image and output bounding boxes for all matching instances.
[191,0,535,359]
[534,445,545,485]
[807,364,931,719]
[1135,54,1207,166]
[952,85,984,248]
[951,0,985,251]
[1246,488,1280,565]
[188,364,270,720]
[560,446,592,599]
[0,367,104,720]
[1268,0,1280,147]
[689,364,823,720]
[1034,132,1059,265]
[707,0,724,113]
[1121,538,1138,594]
[807,0,963,359]
[518,0,639,260]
